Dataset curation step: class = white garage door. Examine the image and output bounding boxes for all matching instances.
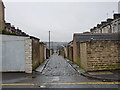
[2,40,25,72]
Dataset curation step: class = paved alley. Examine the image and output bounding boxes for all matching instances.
[2,54,120,88]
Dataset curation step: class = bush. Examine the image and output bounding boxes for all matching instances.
[2,30,16,35]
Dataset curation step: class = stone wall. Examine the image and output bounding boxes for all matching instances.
[68,45,73,61]
[32,39,40,70]
[22,38,42,73]
[80,42,88,71]
[25,38,32,73]
[63,46,68,58]
[73,39,78,63]
[59,48,65,57]
[80,40,120,71]
[39,43,45,64]
[73,39,81,66]
[44,47,46,60]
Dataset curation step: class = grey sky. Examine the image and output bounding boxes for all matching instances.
[3,2,118,42]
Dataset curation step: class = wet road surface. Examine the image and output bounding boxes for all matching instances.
[2,54,120,88]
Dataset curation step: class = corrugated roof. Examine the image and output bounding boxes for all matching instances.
[74,33,120,42]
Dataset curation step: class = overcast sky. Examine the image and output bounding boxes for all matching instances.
[3,1,118,42]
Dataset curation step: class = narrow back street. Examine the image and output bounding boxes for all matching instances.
[1,1,120,90]
[2,54,119,88]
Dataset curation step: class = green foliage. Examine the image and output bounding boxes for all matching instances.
[2,30,16,35]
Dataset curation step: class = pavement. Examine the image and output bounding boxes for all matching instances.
[66,59,120,82]
[2,72,35,84]
[2,54,120,88]
[2,57,50,84]
[36,58,49,73]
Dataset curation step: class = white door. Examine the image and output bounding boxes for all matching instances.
[2,40,25,72]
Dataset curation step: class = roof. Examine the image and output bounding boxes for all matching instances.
[74,33,120,42]
[30,36,40,40]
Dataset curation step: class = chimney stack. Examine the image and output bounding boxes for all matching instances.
[113,14,120,19]
[107,18,113,23]
[101,21,107,26]
[97,24,102,28]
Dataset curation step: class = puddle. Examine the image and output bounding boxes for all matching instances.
[52,76,60,82]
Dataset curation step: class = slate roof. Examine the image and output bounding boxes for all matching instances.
[30,36,40,40]
[74,33,120,42]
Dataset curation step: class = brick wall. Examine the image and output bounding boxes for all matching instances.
[80,40,120,71]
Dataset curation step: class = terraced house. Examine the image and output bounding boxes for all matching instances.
[90,14,120,34]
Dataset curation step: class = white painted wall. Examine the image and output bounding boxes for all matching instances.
[1,35,30,72]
